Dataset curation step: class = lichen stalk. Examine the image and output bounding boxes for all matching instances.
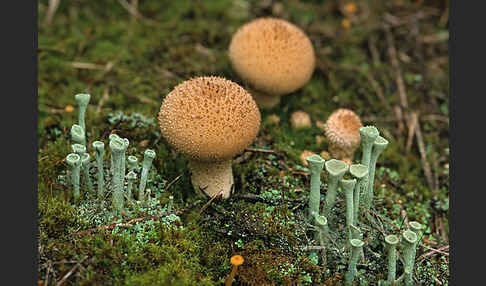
[80,153,93,191]
[92,141,105,198]
[126,171,137,202]
[110,138,126,214]
[364,136,388,211]
[109,133,120,176]
[359,126,379,168]
[66,153,81,202]
[121,138,129,179]
[341,179,357,242]
[384,234,399,285]
[349,164,368,224]
[401,230,418,286]
[127,155,138,172]
[313,214,328,268]
[323,159,348,218]
[305,154,325,222]
[139,149,156,202]
[344,239,365,286]
[167,195,174,212]
[75,93,90,132]
[71,124,86,146]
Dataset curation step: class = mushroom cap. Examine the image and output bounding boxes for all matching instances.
[228,17,315,96]
[230,255,244,266]
[158,76,261,162]
[290,110,312,129]
[324,109,363,151]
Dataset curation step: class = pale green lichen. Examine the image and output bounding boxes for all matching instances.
[126,171,137,203]
[359,126,379,168]
[127,155,138,172]
[323,159,348,219]
[345,238,365,286]
[110,137,127,215]
[340,178,356,242]
[305,154,325,222]
[66,153,81,202]
[92,141,105,198]
[139,149,156,202]
[384,234,399,285]
[400,230,418,286]
[75,93,90,132]
[80,153,93,191]
[364,136,388,211]
[349,164,368,225]
[71,124,86,146]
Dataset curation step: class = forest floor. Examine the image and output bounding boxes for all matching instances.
[38,0,449,285]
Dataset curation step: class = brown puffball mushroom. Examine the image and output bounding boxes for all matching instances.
[158,76,261,199]
[290,110,312,129]
[229,17,315,108]
[323,108,363,162]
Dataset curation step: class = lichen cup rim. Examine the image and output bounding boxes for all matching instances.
[359,125,379,139]
[350,239,364,247]
[314,214,327,226]
[110,137,126,151]
[72,143,86,154]
[144,149,156,159]
[385,234,399,245]
[75,93,91,103]
[349,164,368,178]
[325,159,348,176]
[128,155,138,162]
[305,154,325,165]
[409,221,423,231]
[66,153,81,165]
[402,230,418,244]
[92,141,104,149]
[341,178,357,189]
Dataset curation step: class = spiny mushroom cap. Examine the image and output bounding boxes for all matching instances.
[158,76,261,162]
[228,17,315,96]
[324,108,363,150]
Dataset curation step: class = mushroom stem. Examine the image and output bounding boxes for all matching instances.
[250,89,281,109]
[138,149,156,202]
[341,179,356,243]
[92,141,105,198]
[401,230,418,286]
[225,265,239,286]
[110,138,126,215]
[349,164,368,225]
[305,154,325,222]
[80,153,93,191]
[75,93,90,133]
[323,159,348,219]
[364,136,388,211]
[344,239,365,286]
[71,124,86,146]
[188,159,234,199]
[66,153,81,202]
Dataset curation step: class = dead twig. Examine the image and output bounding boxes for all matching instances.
[413,112,437,195]
[118,0,158,26]
[96,87,110,114]
[406,111,419,153]
[418,245,449,261]
[244,147,278,154]
[164,173,183,191]
[55,255,88,286]
[199,191,223,215]
[43,0,60,26]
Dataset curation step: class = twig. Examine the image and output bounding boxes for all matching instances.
[55,255,88,286]
[118,0,158,26]
[199,191,223,215]
[165,173,183,191]
[244,147,277,154]
[385,25,409,110]
[418,245,449,261]
[124,93,158,105]
[43,0,60,26]
[301,245,326,251]
[406,111,419,153]
[96,87,110,114]
[413,112,436,195]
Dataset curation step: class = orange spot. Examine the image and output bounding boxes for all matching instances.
[341,18,351,29]
[344,3,357,14]
[230,255,244,266]
[65,105,74,112]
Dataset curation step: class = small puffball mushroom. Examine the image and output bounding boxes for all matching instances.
[324,109,363,162]
[229,17,315,108]
[158,76,261,199]
[290,110,312,129]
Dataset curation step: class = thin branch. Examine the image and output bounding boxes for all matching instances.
[56,255,88,286]
[413,112,437,195]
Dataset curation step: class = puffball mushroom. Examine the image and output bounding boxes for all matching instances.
[324,109,363,162]
[229,17,315,108]
[158,76,261,199]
